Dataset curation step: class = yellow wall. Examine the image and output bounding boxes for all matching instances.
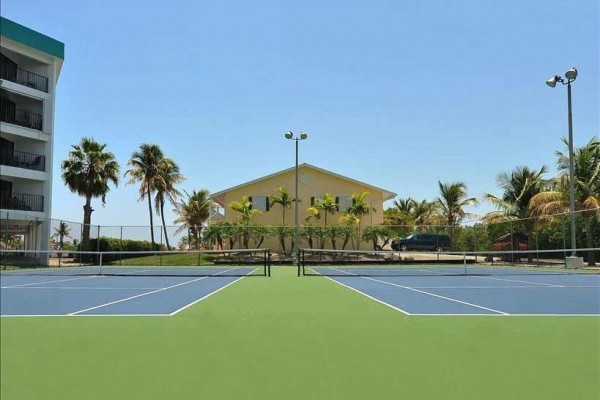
[216,166,387,251]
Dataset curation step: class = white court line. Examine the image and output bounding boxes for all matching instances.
[405,285,600,289]
[328,267,508,315]
[1,276,100,288]
[68,268,238,316]
[2,286,163,290]
[0,269,153,289]
[469,275,564,287]
[408,313,600,317]
[1,314,171,318]
[169,272,255,316]
[323,275,411,315]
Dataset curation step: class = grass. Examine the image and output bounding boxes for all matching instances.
[1,267,599,400]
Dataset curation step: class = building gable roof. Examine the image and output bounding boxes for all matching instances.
[211,163,396,206]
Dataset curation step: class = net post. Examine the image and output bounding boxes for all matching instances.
[297,249,302,276]
[463,252,468,275]
[99,252,103,275]
[267,249,271,277]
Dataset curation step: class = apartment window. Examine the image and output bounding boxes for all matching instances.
[249,196,269,212]
[336,196,353,212]
[310,195,324,206]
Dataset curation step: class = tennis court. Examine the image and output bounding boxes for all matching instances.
[0,249,270,316]
[1,248,599,400]
[300,248,600,315]
[0,274,248,316]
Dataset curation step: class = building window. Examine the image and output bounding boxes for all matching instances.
[249,196,269,212]
[310,195,324,206]
[336,196,353,212]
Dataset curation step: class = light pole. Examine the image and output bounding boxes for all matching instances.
[285,131,307,269]
[546,67,578,260]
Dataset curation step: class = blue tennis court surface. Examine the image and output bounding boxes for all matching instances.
[320,270,600,316]
[0,274,246,316]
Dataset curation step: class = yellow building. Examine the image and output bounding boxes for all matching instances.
[211,163,396,251]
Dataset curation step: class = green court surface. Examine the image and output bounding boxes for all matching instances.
[1,267,599,400]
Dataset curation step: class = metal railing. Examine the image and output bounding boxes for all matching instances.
[0,105,43,131]
[0,148,45,171]
[1,67,48,93]
[0,192,44,212]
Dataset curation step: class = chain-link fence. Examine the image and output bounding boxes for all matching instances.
[1,210,598,264]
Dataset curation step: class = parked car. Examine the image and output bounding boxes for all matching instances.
[492,233,528,251]
[391,233,451,251]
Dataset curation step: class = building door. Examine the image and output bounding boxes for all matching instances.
[0,137,15,166]
[1,95,17,124]
[0,53,18,81]
[0,179,13,209]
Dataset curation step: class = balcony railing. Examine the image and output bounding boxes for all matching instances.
[0,191,44,212]
[1,67,48,93]
[0,148,45,171]
[0,105,43,131]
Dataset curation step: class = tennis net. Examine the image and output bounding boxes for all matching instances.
[299,248,600,277]
[0,249,271,277]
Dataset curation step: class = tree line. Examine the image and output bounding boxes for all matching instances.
[57,136,599,265]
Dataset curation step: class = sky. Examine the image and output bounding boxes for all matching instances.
[1,0,598,228]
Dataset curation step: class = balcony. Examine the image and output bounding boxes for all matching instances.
[0,148,45,171]
[0,191,44,212]
[0,104,43,131]
[1,67,49,93]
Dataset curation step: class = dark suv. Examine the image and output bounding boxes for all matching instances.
[391,233,451,252]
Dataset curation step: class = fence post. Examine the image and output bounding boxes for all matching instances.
[120,226,123,265]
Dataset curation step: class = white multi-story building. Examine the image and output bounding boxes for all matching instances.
[0,17,64,251]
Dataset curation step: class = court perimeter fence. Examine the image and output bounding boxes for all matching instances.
[1,210,598,265]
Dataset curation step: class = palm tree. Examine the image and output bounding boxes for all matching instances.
[411,199,439,232]
[391,197,415,226]
[269,187,297,226]
[484,166,548,261]
[125,144,165,249]
[53,222,72,250]
[337,214,358,250]
[229,195,262,249]
[346,192,375,248]
[311,193,337,227]
[154,158,185,250]
[173,189,214,250]
[270,187,297,253]
[436,181,478,245]
[61,137,120,247]
[531,137,600,265]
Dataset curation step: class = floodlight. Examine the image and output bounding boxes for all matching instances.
[565,67,578,80]
[546,75,560,88]
[285,132,293,139]
[300,132,308,140]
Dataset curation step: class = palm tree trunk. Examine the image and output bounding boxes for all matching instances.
[160,200,170,250]
[584,216,596,266]
[147,181,155,248]
[82,195,93,249]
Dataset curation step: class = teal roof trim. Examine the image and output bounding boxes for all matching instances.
[1,17,64,59]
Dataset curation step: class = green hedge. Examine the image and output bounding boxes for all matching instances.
[80,237,164,262]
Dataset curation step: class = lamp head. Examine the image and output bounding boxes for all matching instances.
[565,67,578,81]
[300,132,308,140]
[546,75,560,88]
[285,131,293,139]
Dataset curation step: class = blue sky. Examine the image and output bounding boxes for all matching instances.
[2,0,598,228]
